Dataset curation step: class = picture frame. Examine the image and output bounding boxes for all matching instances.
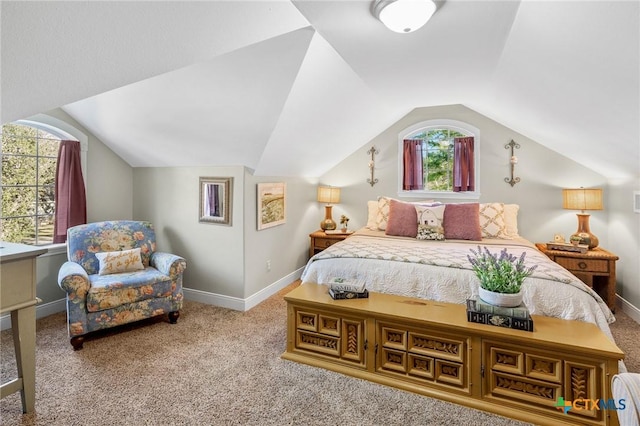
[199,177,232,225]
[257,182,286,230]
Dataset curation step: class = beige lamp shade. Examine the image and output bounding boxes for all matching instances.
[562,188,603,249]
[317,186,341,205]
[562,188,603,212]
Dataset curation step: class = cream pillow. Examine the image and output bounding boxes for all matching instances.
[479,203,507,239]
[366,200,379,230]
[375,196,392,231]
[503,204,520,238]
[95,248,145,275]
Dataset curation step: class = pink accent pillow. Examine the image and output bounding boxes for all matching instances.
[385,199,419,238]
[443,203,482,241]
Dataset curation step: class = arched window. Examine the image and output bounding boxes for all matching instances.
[398,119,480,199]
[1,117,87,245]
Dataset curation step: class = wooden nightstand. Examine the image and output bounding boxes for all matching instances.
[535,243,618,312]
[309,230,351,258]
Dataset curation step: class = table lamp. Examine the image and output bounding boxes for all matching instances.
[317,186,341,231]
[562,188,603,249]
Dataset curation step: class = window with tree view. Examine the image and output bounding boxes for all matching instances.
[400,120,478,198]
[414,128,466,191]
[1,123,60,245]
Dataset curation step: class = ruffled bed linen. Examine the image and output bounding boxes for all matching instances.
[301,228,616,342]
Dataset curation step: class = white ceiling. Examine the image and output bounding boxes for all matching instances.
[2,1,638,179]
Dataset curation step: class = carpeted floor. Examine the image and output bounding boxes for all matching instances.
[1,282,638,426]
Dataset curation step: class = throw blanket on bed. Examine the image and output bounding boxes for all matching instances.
[311,236,576,284]
[302,234,615,330]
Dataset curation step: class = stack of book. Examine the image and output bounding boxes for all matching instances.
[326,278,369,300]
[546,241,588,254]
[466,297,533,332]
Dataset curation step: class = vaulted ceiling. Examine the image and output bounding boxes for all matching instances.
[2,1,638,179]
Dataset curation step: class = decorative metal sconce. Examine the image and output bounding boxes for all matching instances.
[504,140,521,187]
[367,146,379,186]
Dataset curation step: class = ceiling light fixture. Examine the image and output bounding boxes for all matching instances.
[372,0,437,33]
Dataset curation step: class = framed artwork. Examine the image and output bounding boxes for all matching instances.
[257,182,286,230]
[199,177,233,225]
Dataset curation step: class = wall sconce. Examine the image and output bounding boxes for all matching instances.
[367,146,379,187]
[504,140,521,187]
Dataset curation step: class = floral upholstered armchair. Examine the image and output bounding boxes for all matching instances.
[57,221,186,350]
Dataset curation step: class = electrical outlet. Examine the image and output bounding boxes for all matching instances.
[266,260,271,271]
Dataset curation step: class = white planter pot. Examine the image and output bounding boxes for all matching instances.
[478,287,523,308]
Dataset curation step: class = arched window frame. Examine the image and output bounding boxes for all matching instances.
[397,119,481,199]
[18,114,88,183]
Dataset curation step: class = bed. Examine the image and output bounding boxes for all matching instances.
[293,199,625,425]
[300,199,618,349]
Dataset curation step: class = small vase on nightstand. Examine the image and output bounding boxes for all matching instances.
[339,215,349,234]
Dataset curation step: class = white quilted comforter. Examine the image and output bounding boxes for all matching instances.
[301,229,616,340]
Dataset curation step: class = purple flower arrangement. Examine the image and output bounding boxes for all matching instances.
[467,246,537,294]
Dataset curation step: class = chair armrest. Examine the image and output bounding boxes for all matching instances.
[150,252,186,278]
[57,261,90,298]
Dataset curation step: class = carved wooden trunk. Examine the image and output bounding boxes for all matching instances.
[283,284,624,426]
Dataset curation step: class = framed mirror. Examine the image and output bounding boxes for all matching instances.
[199,177,233,225]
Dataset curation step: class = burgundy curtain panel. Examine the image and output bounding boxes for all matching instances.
[402,139,424,190]
[453,137,475,192]
[53,140,87,243]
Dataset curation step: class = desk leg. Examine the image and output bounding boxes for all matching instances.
[11,306,36,413]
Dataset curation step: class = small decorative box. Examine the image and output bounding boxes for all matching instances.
[329,289,369,300]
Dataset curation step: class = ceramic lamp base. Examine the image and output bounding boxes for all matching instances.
[320,205,336,231]
[321,219,336,231]
[572,213,598,249]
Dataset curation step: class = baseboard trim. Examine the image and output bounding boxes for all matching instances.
[1,298,66,331]
[616,294,640,324]
[244,268,303,310]
[2,282,637,330]
[182,267,304,311]
[1,269,304,331]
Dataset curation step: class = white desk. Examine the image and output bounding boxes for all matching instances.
[0,242,46,413]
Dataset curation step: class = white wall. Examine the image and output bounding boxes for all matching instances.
[608,179,640,310]
[133,166,318,302]
[133,166,246,298]
[243,171,317,299]
[321,104,607,243]
[45,108,134,222]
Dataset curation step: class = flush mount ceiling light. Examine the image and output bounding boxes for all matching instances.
[372,0,437,33]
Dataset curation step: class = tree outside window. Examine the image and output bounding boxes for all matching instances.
[1,123,60,244]
[410,128,467,191]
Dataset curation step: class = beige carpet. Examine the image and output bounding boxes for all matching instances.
[1,282,638,426]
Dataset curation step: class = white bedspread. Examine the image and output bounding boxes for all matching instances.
[301,229,616,341]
